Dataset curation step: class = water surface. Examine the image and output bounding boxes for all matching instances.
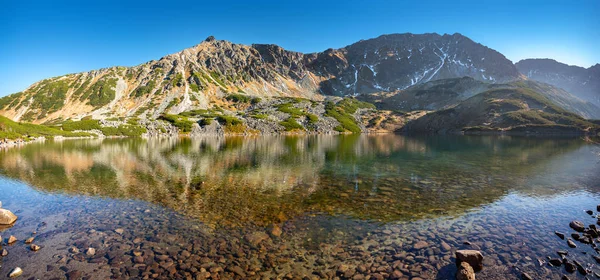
[0,135,599,279]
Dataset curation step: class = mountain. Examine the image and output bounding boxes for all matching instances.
[402,85,600,135]
[516,59,600,107]
[0,33,520,124]
[359,77,600,119]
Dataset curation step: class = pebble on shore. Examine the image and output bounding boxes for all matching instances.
[9,267,23,278]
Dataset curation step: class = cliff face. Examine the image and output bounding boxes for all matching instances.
[0,33,520,124]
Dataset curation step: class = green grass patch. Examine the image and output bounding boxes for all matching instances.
[100,125,147,137]
[324,98,374,133]
[279,118,304,131]
[0,116,92,140]
[62,119,102,131]
[159,114,194,133]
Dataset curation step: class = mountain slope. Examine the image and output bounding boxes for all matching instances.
[516,59,600,107]
[358,77,600,119]
[403,86,600,134]
[0,33,521,124]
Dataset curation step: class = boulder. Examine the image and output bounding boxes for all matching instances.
[456,250,483,272]
[0,209,17,225]
[569,220,585,232]
[456,262,475,280]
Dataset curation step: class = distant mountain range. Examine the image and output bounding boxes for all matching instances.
[0,33,598,136]
[516,59,600,107]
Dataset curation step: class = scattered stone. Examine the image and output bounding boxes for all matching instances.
[555,231,565,239]
[549,258,562,267]
[557,250,568,257]
[586,210,594,215]
[565,262,576,273]
[244,231,269,246]
[115,228,124,235]
[597,204,600,212]
[66,270,82,280]
[456,262,475,280]
[569,221,585,232]
[30,244,41,251]
[85,247,96,256]
[7,235,17,244]
[441,241,452,251]
[231,266,246,278]
[25,237,34,244]
[270,224,282,237]
[414,241,429,250]
[1,249,7,256]
[69,247,79,254]
[521,272,533,280]
[9,267,23,278]
[567,239,577,248]
[456,250,483,272]
[0,209,17,225]
[390,270,403,279]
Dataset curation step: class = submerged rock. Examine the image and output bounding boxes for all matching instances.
[521,272,533,280]
[569,221,585,232]
[414,241,429,249]
[555,231,565,239]
[456,250,483,272]
[567,239,577,248]
[86,247,96,256]
[0,209,17,225]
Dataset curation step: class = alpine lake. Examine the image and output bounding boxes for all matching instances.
[0,134,599,280]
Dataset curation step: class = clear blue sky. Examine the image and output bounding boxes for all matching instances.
[1,0,598,97]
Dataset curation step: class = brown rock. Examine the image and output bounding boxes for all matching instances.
[456,250,483,272]
[414,241,429,250]
[7,235,17,244]
[0,209,17,225]
[30,244,41,251]
[441,241,452,251]
[25,237,34,244]
[456,262,475,280]
[244,231,270,246]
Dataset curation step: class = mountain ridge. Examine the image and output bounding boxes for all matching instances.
[0,32,522,124]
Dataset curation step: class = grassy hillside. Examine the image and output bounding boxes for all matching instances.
[404,87,600,135]
[0,115,92,140]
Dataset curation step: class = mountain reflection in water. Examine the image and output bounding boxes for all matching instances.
[0,134,598,228]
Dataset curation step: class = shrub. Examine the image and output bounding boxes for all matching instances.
[62,119,102,131]
[279,118,304,131]
[225,93,251,103]
[159,114,194,133]
[171,73,183,87]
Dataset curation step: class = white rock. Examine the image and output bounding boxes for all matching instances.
[9,267,23,278]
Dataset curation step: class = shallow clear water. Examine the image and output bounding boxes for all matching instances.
[0,135,599,279]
